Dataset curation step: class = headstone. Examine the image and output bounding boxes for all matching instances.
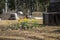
[18,11,23,15]
[15,13,19,20]
[8,13,19,20]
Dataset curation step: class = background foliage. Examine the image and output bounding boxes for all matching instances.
[0,0,50,14]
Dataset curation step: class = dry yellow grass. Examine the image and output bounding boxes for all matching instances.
[0,19,43,26]
[0,20,60,40]
[0,20,18,26]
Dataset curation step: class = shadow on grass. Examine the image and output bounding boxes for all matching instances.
[51,30,60,33]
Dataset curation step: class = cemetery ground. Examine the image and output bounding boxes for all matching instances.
[0,20,60,40]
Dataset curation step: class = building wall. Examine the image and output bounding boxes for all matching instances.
[43,0,60,25]
[50,0,60,3]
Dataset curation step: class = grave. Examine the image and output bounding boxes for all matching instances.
[8,13,19,20]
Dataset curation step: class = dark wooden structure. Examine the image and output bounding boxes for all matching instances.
[43,0,60,25]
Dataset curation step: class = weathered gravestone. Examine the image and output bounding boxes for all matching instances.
[43,0,60,25]
[8,13,19,20]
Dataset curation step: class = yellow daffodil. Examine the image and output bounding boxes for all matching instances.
[24,18,28,22]
[18,18,37,23]
[31,19,37,23]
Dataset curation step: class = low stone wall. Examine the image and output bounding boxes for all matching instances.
[32,12,43,17]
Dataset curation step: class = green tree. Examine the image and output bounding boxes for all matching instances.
[8,0,15,10]
[0,0,5,13]
[38,0,50,11]
[0,0,5,9]
[7,0,50,12]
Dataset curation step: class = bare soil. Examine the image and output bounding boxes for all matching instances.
[0,26,60,40]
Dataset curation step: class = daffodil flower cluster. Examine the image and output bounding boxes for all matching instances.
[18,18,37,23]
